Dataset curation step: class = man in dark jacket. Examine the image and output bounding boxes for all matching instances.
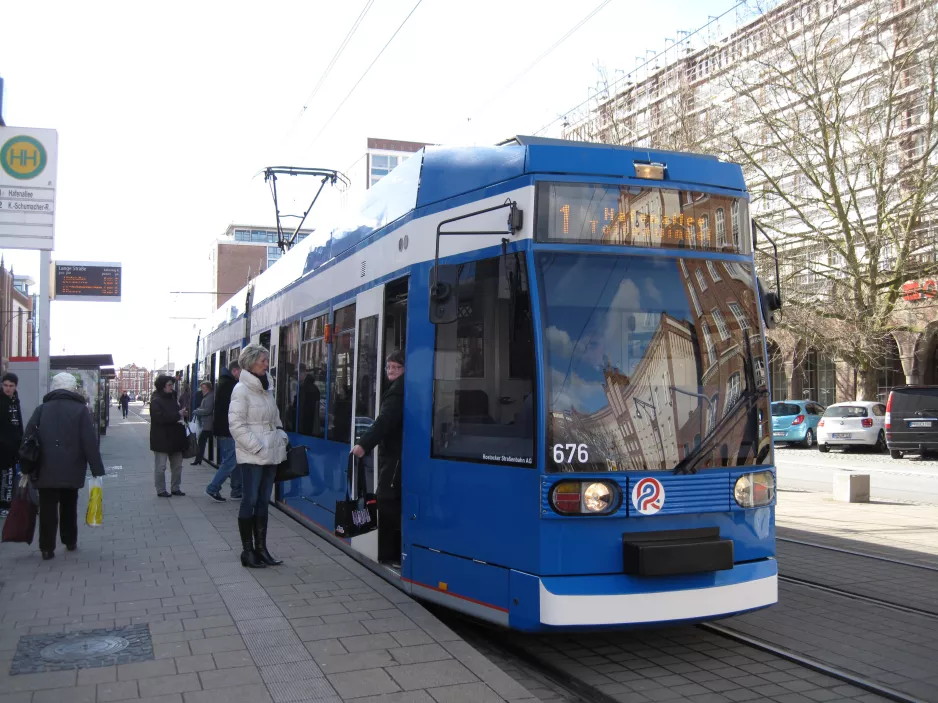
[119,392,130,418]
[352,351,404,566]
[206,361,242,501]
[150,374,185,497]
[0,372,24,517]
[24,372,105,559]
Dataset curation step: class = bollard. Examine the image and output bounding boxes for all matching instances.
[833,473,870,503]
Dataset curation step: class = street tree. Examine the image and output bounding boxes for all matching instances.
[723,0,938,399]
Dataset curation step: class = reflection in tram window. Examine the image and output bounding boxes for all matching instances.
[537,253,770,473]
[432,256,536,465]
[298,314,327,438]
[329,305,356,443]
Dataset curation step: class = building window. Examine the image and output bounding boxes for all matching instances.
[712,308,730,341]
[298,314,328,438]
[328,305,356,443]
[432,256,536,465]
[701,321,716,367]
[688,284,702,317]
[731,201,740,248]
[234,230,250,241]
[700,214,710,245]
[251,230,268,243]
[716,208,726,246]
[707,261,722,282]
[679,259,689,278]
[707,393,719,433]
[725,373,742,413]
[370,154,401,187]
[277,322,300,431]
[728,301,751,331]
[695,269,708,292]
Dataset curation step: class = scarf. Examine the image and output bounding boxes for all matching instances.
[251,370,269,390]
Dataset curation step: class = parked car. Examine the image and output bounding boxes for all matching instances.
[817,401,887,453]
[771,400,825,447]
[885,386,938,459]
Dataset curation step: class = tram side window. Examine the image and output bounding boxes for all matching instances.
[432,256,536,466]
[328,304,356,443]
[277,322,300,431]
[297,314,328,438]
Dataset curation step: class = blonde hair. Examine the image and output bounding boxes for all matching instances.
[238,343,270,373]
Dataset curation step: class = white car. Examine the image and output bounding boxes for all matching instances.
[817,401,887,453]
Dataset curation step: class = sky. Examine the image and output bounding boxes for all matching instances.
[0,0,739,372]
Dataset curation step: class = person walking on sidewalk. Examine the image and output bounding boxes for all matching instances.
[191,381,214,465]
[150,374,186,498]
[205,361,242,501]
[119,392,130,418]
[0,373,24,518]
[228,344,286,568]
[24,373,105,560]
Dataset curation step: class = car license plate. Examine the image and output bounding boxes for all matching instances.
[910,421,932,428]
[831,433,852,439]
[773,431,786,438]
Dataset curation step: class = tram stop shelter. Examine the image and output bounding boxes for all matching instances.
[50,353,114,440]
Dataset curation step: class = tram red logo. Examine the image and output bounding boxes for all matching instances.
[631,477,665,515]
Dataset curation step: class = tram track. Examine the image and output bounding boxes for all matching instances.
[778,574,938,619]
[778,536,938,572]
[700,623,928,703]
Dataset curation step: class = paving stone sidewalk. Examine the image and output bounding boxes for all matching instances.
[0,410,538,703]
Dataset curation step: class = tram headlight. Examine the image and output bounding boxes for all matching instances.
[549,480,620,515]
[583,482,613,513]
[734,471,776,508]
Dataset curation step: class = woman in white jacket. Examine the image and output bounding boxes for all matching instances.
[228,343,288,568]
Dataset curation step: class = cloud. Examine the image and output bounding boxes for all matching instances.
[549,367,608,415]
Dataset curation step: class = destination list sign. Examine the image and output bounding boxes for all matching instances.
[54,261,121,302]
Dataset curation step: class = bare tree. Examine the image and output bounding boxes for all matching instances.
[725,0,938,399]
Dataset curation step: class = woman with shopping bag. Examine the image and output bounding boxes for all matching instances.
[228,343,287,569]
[21,372,105,560]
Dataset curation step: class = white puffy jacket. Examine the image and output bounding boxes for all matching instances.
[228,370,288,466]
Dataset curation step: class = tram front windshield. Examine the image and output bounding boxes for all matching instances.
[537,252,770,473]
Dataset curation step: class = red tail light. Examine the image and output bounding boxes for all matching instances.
[885,392,893,429]
[791,415,805,425]
[818,420,825,427]
[862,418,873,428]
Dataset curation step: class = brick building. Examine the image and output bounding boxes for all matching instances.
[0,261,35,371]
[212,225,313,310]
[118,363,149,398]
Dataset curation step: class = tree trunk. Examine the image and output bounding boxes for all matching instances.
[856,365,878,402]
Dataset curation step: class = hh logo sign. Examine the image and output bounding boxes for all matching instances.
[631,477,666,515]
[1,135,47,180]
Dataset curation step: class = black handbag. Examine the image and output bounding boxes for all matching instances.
[334,454,377,538]
[18,405,43,477]
[276,445,309,482]
[180,425,198,459]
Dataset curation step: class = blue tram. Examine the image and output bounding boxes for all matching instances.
[196,136,778,631]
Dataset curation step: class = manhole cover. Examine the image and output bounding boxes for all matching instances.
[40,636,129,662]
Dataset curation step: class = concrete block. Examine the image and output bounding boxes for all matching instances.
[833,473,870,503]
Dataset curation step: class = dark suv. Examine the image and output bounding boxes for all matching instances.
[885,386,938,459]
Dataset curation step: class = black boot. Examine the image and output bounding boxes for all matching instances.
[253,515,282,566]
[238,518,266,568]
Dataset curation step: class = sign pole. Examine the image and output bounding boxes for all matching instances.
[38,250,50,393]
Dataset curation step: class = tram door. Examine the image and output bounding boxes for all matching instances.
[349,276,409,562]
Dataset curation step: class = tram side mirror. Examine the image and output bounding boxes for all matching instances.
[429,264,460,324]
[758,278,782,330]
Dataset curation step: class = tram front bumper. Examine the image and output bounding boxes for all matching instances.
[511,558,777,631]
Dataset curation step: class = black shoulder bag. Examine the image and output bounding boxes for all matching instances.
[18,405,43,478]
[334,454,377,538]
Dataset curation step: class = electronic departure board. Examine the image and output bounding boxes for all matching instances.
[53,261,121,302]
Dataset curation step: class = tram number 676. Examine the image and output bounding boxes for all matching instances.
[553,443,589,463]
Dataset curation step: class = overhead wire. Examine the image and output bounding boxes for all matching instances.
[532,0,750,138]
[459,0,613,133]
[299,0,375,116]
[299,0,425,159]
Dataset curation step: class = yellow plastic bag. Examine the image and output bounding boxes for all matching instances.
[85,477,103,527]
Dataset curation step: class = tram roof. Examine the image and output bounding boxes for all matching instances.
[202,137,746,335]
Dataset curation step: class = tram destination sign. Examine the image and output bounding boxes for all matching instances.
[0,126,58,251]
[53,261,121,302]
